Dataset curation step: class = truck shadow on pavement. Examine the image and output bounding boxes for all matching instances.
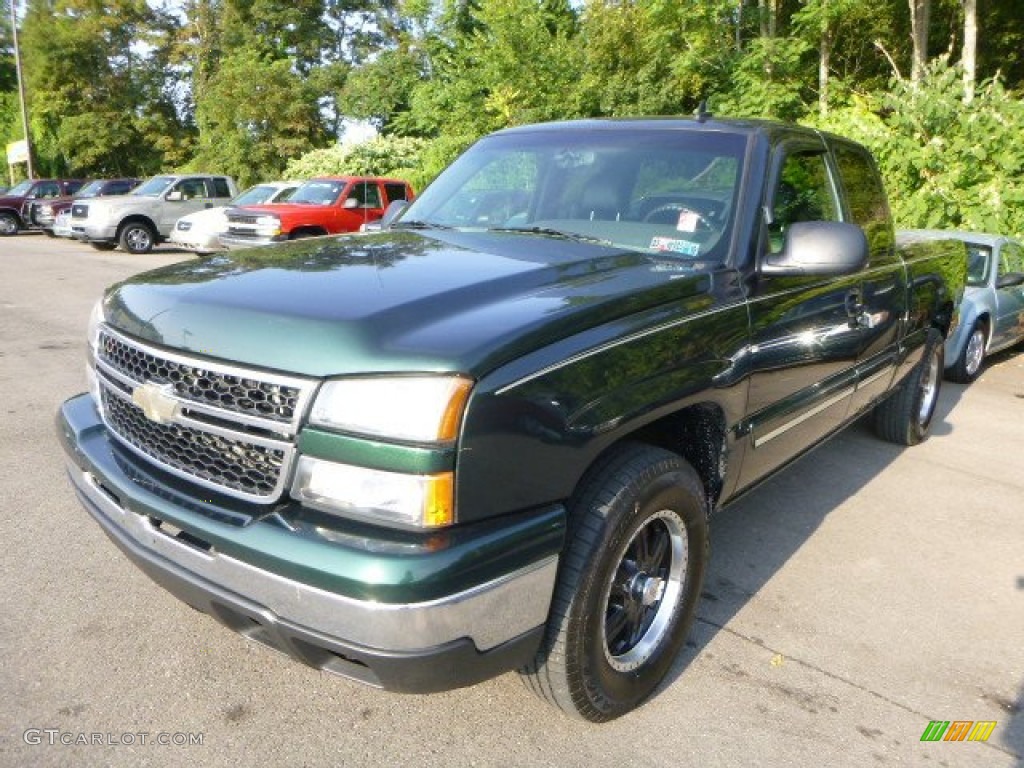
[656,377,968,694]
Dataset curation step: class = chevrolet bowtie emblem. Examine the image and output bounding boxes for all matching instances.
[132,382,181,424]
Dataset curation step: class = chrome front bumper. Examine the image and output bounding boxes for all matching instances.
[57,394,560,691]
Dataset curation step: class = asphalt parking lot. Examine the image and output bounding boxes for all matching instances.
[1,233,1022,767]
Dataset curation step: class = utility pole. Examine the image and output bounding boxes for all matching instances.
[9,0,36,179]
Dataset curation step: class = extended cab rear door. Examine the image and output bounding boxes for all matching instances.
[830,140,904,413]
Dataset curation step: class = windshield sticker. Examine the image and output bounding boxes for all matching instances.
[650,236,700,257]
[676,209,702,233]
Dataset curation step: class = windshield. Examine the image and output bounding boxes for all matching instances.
[133,176,177,197]
[75,180,106,198]
[6,180,34,197]
[965,244,991,287]
[288,180,346,206]
[398,128,747,261]
[232,184,295,206]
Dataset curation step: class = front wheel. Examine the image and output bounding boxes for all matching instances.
[521,443,709,722]
[119,222,156,254]
[872,328,944,445]
[947,320,986,383]
[0,212,19,236]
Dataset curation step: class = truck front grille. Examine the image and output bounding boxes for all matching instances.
[228,214,260,226]
[93,327,315,503]
[99,330,302,425]
[102,388,286,498]
[72,203,89,219]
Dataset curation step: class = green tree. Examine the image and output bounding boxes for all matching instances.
[19,0,189,176]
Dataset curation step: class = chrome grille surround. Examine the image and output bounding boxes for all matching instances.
[93,326,316,503]
[96,327,310,434]
[227,213,260,226]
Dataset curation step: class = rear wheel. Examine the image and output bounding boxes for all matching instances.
[947,320,986,383]
[0,212,19,235]
[521,443,708,722]
[873,328,944,445]
[119,222,156,254]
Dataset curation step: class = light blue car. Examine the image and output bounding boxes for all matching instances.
[899,230,1024,381]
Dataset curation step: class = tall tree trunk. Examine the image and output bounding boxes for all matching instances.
[962,0,977,101]
[819,26,831,117]
[909,0,930,85]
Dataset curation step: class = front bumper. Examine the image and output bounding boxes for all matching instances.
[57,393,563,692]
[219,233,286,249]
[169,231,223,253]
[72,224,117,242]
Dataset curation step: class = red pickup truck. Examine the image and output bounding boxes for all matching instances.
[219,176,414,248]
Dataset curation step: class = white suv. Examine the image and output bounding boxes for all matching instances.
[71,174,237,254]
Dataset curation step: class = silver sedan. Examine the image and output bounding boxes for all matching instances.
[899,229,1024,381]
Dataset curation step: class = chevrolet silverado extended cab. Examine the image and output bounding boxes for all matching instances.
[71,174,237,254]
[219,176,413,247]
[57,119,966,722]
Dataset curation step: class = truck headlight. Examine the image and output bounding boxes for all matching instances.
[291,458,454,528]
[309,375,472,442]
[254,215,282,236]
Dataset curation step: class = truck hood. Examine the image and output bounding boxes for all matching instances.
[81,194,152,214]
[232,202,333,219]
[103,230,714,378]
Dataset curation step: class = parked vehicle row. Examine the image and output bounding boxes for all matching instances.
[0,178,86,235]
[8,172,416,255]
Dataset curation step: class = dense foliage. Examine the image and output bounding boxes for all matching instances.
[2,0,1022,235]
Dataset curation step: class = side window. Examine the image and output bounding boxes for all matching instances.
[1001,242,1024,276]
[384,183,410,203]
[965,245,992,286]
[211,178,232,198]
[348,182,383,209]
[833,143,894,255]
[768,151,839,254]
[177,179,207,200]
[66,181,85,196]
[35,182,61,199]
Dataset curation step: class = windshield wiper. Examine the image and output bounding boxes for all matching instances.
[487,226,612,245]
[391,220,455,231]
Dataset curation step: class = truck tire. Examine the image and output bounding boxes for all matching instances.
[119,222,156,254]
[946,320,986,383]
[521,443,708,722]
[872,328,944,445]
[0,212,19,235]
[89,242,117,251]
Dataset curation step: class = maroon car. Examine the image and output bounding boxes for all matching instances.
[0,179,86,235]
[28,178,141,236]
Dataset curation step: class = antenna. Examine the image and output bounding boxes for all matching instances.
[694,100,713,123]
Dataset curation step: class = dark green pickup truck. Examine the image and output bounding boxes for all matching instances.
[57,118,966,721]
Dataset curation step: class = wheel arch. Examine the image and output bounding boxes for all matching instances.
[116,214,159,239]
[0,206,24,226]
[572,402,729,513]
[289,226,328,239]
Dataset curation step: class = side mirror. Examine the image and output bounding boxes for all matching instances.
[996,271,1024,289]
[343,197,360,210]
[762,221,868,277]
[166,190,184,202]
[379,200,408,230]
